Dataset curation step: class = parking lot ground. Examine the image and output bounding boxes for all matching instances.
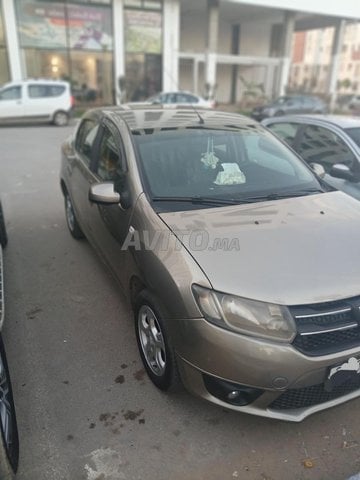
[0,124,360,480]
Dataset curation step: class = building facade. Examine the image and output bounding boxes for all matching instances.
[1,0,359,105]
[290,22,360,96]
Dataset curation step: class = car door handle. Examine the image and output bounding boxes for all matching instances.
[16,101,22,105]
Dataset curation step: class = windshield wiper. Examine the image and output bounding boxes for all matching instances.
[151,196,240,205]
[237,188,324,203]
[152,189,324,206]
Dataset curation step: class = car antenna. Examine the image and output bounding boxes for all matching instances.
[191,103,205,125]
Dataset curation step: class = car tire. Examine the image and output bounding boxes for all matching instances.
[53,110,69,127]
[0,202,8,249]
[0,335,19,479]
[134,290,182,392]
[64,192,84,240]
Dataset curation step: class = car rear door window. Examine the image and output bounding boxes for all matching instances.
[297,125,357,172]
[75,119,99,166]
[267,122,300,147]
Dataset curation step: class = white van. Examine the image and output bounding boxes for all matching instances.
[0,79,73,126]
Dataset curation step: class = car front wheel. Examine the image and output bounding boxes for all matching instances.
[134,291,182,392]
[64,192,84,239]
[0,336,19,479]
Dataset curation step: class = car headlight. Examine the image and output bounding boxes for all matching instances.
[192,285,296,342]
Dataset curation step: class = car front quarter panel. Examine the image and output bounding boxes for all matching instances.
[125,193,211,321]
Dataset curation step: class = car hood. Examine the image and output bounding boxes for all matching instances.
[158,191,360,306]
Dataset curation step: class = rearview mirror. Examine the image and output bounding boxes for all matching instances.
[89,183,120,205]
[329,163,354,182]
[310,162,326,178]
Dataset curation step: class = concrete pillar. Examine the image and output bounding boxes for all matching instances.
[205,0,219,100]
[2,0,22,80]
[230,24,240,104]
[328,20,346,112]
[278,11,296,96]
[113,0,125,104]
[193,58,199,94]
[162,0,180,92]
[264,64,274,99]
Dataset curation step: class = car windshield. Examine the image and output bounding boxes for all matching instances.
[272,96,291,106]
[132,126,322,208]
[345,127,360,148]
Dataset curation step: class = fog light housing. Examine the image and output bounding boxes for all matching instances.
[202,373,264,406]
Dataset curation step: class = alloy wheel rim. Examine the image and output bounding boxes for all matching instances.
[56,113,67,126]
[138,305,166,376]
[66,196,75,231]
[0,354,14,458]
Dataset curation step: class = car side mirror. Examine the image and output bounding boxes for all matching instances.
[329,163,354,182]
[310,163,326,178]
[89,183,120,205]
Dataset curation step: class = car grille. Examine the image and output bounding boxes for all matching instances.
[290,297,360,356]
[270,378,360,410]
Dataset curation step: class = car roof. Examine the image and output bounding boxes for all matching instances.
[2,79,69,87]
[263,114,360,130]
[158,91,198,95]
[278,94,320,99]
[85,105,258,131]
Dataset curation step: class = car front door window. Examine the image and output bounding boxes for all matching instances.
[96,126,123,182]
[75,119,99,166]
[0,87,21,101]
[297,125,357,173]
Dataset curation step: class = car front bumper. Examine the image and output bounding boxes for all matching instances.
[171,318,360,421]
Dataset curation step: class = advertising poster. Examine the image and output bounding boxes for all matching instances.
[125,10,162,54]
[17,0,113,50]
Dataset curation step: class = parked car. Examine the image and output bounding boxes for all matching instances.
[252,95,327,121]
[0,79,73,126]
[61,105,360,422]
[0,201,19,479]
[348,95,360,112]
[262,115,360,201]
[72,85,98,103]
[147,91,216,108]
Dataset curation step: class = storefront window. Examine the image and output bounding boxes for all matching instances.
[70,50,113,104]
[124,7,162,100]
[24,50,69,79]
[15,0,114,104]
[0,1,10,86]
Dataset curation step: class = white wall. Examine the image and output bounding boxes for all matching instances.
[239,20,272,56]
[180,9,207,53]
[227,0,360,19]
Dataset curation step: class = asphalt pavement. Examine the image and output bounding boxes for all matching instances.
[0,124,359,480]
